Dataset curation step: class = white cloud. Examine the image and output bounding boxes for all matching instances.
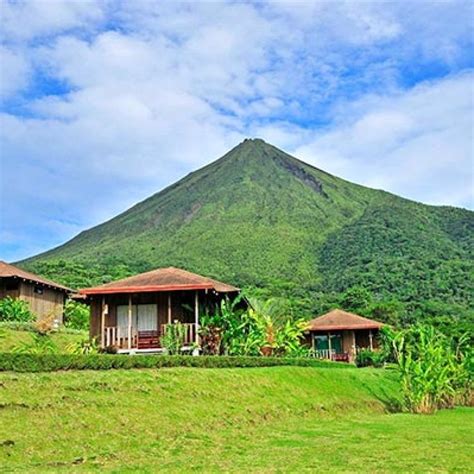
[0,1,472,261]
[292,73,474,208]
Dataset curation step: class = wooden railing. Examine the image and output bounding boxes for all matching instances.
[104,326,137,349]
[161,323,197,347]
[104,323,197,350]
[314,349,336,360]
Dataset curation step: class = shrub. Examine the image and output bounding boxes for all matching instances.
[64,300,89,331]
[160,321,186,355]
[355,349,384,368]
[67,338,99,355]
[0,353,351,373]
[12,333,58,355]
[0,297,34,323]
[390,324,472,414]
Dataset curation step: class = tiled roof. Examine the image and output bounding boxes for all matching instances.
[307,309,384,331]
[0,261,71,292]
[80,267,239,295]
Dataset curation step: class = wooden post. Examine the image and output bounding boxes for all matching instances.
[327,332,332,359]
[128,294,132,350]
[100,297,106,348]
[352,330,356,361]
[369,330,373,351]
[167,294,171,324]
[194,291,199,347]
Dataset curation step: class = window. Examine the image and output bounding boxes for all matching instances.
[34,286,44,295]
[5,281,19,291]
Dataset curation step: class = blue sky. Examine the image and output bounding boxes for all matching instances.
[1,0,473,262]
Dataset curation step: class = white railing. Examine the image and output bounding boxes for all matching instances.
[314,349,336,360]
[161,323,197,347]
[104,326,137,349]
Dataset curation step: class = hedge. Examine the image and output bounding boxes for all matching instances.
[0,353,351,373]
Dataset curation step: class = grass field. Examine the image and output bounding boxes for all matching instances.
[0,366,472,473]
[0,327,87,353]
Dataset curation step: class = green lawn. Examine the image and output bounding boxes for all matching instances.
[0,366,471,472]
[0,327,87,353]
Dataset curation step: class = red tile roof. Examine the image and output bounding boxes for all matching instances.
[79,267,239,295]
[0,261,71,292]
[307,309,384,331]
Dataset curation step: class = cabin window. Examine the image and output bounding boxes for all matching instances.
[5,281,19,291]
[34,286,44,295]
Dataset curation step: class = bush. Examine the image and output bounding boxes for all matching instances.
[0,353,352,373]
[390,324,472,414]
[355,349,384,368]
[0,297,34,323]
[64,300,89,331]
[160,321,186,355]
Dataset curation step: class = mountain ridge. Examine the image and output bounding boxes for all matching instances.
[19,139,474,329]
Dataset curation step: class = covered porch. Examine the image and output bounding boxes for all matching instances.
[80,267,240,353]
[306,309,384,363]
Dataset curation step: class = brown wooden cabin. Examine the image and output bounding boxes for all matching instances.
[306,309,384,363]
[79,267,240,353]
[0,260,71,323]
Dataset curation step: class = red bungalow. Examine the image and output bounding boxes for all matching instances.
[306,309,384,362]
[79,267,239,353]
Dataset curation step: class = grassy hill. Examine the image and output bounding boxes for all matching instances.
[20,139,474,330]
[0,366,472,472]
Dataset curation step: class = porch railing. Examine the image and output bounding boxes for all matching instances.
[103,323,197,350]
[314,349,336,360]
[161,323,197,347]
[104,325,137,349]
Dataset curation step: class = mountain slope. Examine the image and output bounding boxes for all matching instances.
[20,139,474,323]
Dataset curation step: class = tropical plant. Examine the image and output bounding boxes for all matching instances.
[13,333,58,355]
[64,300,89,331]
[160,321,186,355]
[390,324,472,414]
[355,349,384,368]
[67,338,99,355]
[0,297,34,323]
[199,314,223,355]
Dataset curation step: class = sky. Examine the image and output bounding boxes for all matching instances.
[0,0,473,262]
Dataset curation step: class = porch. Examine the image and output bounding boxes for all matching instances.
[311,329,378,362]
[95,290,203,352]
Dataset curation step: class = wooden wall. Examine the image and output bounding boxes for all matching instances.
[18,282,65,323]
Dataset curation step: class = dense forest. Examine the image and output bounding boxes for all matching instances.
[20,139,474,337]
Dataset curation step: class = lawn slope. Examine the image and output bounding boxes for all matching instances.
[0,366,471,472]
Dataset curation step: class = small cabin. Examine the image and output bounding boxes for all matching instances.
[306,309,384,362]
[0,261,71,323]
[79,267,240,353]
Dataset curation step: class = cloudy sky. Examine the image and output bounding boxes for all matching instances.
[1,0,473,262]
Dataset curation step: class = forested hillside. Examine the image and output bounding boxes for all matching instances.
[20,139,474,335]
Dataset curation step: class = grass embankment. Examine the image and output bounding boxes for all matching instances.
[0,326,87,353]
[0,366,472,472]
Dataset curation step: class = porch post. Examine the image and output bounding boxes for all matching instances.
[194,291,199,347]
[327,332,332,358]
[100,296,106,348]
[128,294,132,350]
[352,330,356,361]
[167,294,171,324]
[369,330,373,351]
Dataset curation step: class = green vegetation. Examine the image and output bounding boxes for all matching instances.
[0,367,472,472]
[0,353,348,372]
[63,300,89,331]
[390,325,472,413]
[0,326,86,353]
[0,297,34,323]
[19,139,473,338]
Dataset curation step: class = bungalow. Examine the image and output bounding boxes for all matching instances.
[79,267,240,353]
[0,261,71,323]
[306,309,384,362]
